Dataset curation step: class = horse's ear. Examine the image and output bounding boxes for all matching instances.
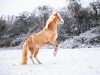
[52,12,57,15]
[54,12,58,16]
[55,12,57,15]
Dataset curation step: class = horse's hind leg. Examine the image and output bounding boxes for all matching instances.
[35,56,42,64]
[29,47,35,64]
[30,53,35,64]
[34,49,42,64]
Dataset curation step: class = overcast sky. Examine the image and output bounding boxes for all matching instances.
[0,0,97,16]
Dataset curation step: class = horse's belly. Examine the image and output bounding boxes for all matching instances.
[36,42,49,48]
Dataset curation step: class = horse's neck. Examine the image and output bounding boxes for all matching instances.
[47,20,58,31]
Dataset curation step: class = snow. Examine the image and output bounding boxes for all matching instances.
[0,48,100,75]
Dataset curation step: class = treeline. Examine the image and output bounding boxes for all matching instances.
[0,0,100,47]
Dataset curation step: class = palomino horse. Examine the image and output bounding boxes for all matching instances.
[21,12,64,64]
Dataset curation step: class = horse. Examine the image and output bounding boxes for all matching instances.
[21,12,64,64]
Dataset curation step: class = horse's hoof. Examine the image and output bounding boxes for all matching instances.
[39,62,42,64]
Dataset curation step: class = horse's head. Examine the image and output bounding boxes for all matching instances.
[52,12,64,25]
[44,12,64,30]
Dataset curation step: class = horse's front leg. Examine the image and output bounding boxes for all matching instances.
[50,40,59,56]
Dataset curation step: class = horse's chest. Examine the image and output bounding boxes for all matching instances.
[53,32,58,40]
[55,32,58,39]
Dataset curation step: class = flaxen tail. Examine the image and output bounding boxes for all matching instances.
[21,42,28,64]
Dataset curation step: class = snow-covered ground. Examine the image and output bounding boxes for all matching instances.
[0,48,100,75]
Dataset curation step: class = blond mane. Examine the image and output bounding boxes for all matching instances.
[43,12,57,29]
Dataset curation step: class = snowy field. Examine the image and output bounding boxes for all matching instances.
[0,48,100,75]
